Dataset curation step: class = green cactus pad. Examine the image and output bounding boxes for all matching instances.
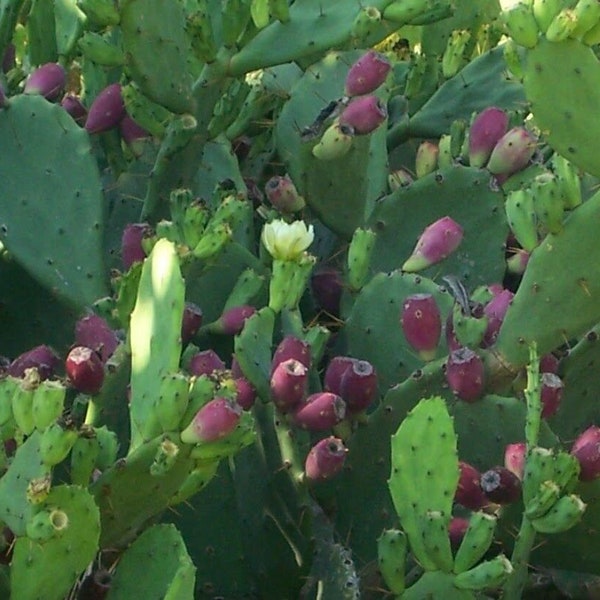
[523,38,600,178]
[11,485,100,600]
[403,571,476,599]
[388,396,459,571]
[494,188,600,366]
[108,523,195,599]
[120,0,195,114]
[367,164,508,286]
[129,238,185,450]
[0,95,108,308]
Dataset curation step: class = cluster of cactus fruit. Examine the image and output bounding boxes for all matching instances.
[4,0,600,598]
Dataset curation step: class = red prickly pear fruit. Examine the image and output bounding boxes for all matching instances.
[468,107,509,168]
[8,345,60,380]
[119,113,150,155]
[455,461,488,510]
[292,392,346,431]
[75,314,119,363]
[540,352,559,374]
[402,216,464,272]
[504,442,526,480]
[415,141,439,179]
[311,267,343,317]
[85,83,125,134]
[305,436,348,483]
[24,63,66,101]
[448,517,470,551]
[181,397,242,444]
[339,95,387,135]
[339,359,378,413]
[270,358,308,413]
[540,372,564,419]
[482,289,514,347]
[121,222,151,270]
[264,175,306,213]
[2,44,15,74]
[272,336,311,374]
[324,356,357,396]
[401,293,442,361]
[486,126,537,180]
[446,347,485,402]
[212,305,256,335]
[234,377,256,411]
[571,426,600,481]
[188,350,225,377]
[65,346,105,395]
[480,466,522,504]
[181,302,203,346]
[61,95,87,126]
[344,50,391,97]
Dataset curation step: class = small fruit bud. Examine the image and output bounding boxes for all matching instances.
[305,436,348,482]
[293,392,346,431]
[504,442,526,480]
[270,358,308,413]
[468,107,509,168]
[455,461,488,510]
[181,302,203,346]
[345,50,391,97]
[402,216,464,272]
[480,466,522,504]
[65,346,105,394]
[121,222,151,270]
[61,95,87,125]
[400,293,442,361]
[571,425,600,481]
[312,121,354,161]
[264,175,306,213]
[339,95,387,135]
[415,141,439,178]
[24,63,66,101]
[540,372,564,419]
[180,397,242,444]
[446,347,485,402]
[340,359,378,413]
[85,83,125,134]
[486,126,537,181]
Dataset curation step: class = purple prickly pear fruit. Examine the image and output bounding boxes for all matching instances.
[339,359,378,413]
[234,377,256,411]
[446,347,485,402]
[324,356,357,396]
[480,466,522,504]
[270,358,308,413]
[311,267,343,317]
[402,216,464,272]
[344,50,391,97]
[75,314,119,363]
[61,95,88,126]
[304,436,348,482]
[486,126,537,180]
[455,461,488,510]
[339,95,387,135]
[188,350,225,377]
[230,356,244,379]
[181,397,242,444]
[272,336,311,374]
[65,346,105,395]
[212,305,256,335]
[2,44,15,74]
[401,293,442,361]
[181,302,203,346]
[540,372,564,419]
[540,352,559,374]
[264,175,306,213]
[445,312,462,352]
[449,517,470,551]
[23,63,66,101]
[482,289,514,347]
[504,442,526,480]
[8,345,60,380]
[85,83,125,134]
[292,392,346,431]
[121,222,151,270]
[571,426,600,481]
[119,113,150,155]
[468,107,509,168]
[415,141,439,179]
[232,135,252,162]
